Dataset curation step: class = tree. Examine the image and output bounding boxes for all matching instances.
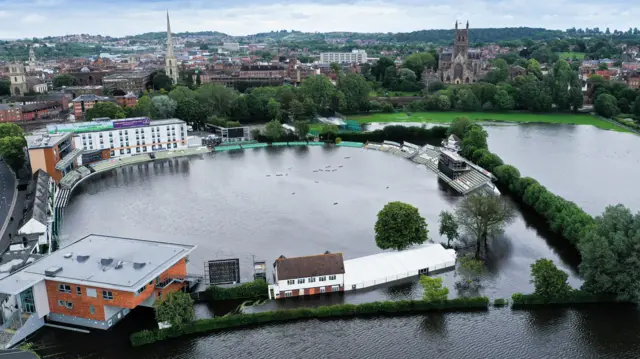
[195,72,201,87]
[337,73,371,112]
[455,192,516,259]
[460,125,488,158]
[633,96,640,120]
[569,82,584,112]
[403,52,435,80]
[267,98,281,120]
[438,210,459,248]
[530,259,572,300]
[152,74,173,91]
[493,164,521,187]
[196,84,238,116]
[0,79,11,96]
[493,89,515,110]
[419,276,449,302]
[85,102,125,121]
[330,62,340,77]
[52,74,76,88]
[371,57,395,81]
[374,201,429,250]
[436,95,451,110]
[288,99,305,121]
[456,88,480,111]
[456,254,484,295]
[175,96,207,130]
[594,93,620,118]
[154,291,195,330]
[448,117,472,138]
[0,124,27,170]
[598,62,609,71]
[263,119,285,139]
[300,75,335,112]
[131,95,154,117]
[580,205,640,302]
[293,121,310,140]
[151,95,177,119]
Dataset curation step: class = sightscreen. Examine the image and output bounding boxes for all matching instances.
[206,259,240,285]
[227,127,245,139]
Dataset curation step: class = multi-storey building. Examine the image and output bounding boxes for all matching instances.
[103,71,152,93]
[0,234,197,349]
[115,92,138,108]
[45,117,188,164]
[0,104,23,122]
[238,65,286,78]
[26,132,80,183]
[319,49,368,64]
[71,94,115,120]
[268,252,345,299]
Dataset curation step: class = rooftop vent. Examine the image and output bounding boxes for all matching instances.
[133,262,146,270]
[45,266,63,277]
[76,254,90,262]
[63,252,73,259]
[324,251,331,254]
[114,261,124,269]
[101,257,113,266]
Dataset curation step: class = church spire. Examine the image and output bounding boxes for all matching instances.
[166,11,174,58]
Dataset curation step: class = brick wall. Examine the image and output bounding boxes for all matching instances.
[45,258,189,320]
[279,284,343,299]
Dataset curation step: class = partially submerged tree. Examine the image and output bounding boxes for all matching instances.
[455,192,516,259]
[438,210,459,248]
[154,291,195,330]
[374,201,429,250]
[530,258,572,300]
[456,254,484,295]
[419,276,449,302]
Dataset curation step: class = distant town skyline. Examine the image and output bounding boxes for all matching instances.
[0,0,638,39]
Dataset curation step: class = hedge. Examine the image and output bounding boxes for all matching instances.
[321,125,448,146]
[493,298,508,307]
[130,297,489,347]
[454,120,595,248]
[511,291,620,308]
[205,280,268,301]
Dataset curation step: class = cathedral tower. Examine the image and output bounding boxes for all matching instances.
[9,62,28,96]
[453,20,469,60]
[165,12,179,85]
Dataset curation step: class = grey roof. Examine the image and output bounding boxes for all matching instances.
[22,170,51,228]
[26,132,73,149]
[72,94,112,102]
[149,118,186,126]
[0,233,40,275]
[55,147,83,170]
[8,234,196,292]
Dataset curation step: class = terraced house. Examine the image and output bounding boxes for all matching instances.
[0,235,198,349]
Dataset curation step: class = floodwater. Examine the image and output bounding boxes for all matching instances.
[30,124,640,359]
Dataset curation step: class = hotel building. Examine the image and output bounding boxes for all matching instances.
[0,235,198,349]
[45,117,188,165]
[26,132,80,183]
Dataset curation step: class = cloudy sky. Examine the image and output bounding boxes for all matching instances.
[0,0,638,39]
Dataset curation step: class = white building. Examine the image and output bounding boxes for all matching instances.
[221,42,240,52]
[268,252,345,300]
[320,49,368,64]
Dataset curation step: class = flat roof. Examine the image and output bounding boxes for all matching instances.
[26,132,73,149]
[343,244,456,288]
[0,234,196,294]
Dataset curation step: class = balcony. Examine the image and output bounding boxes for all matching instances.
[155,275,203,290]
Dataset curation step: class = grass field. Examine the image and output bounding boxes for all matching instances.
[348,112,629,132]
[558,52,586,60]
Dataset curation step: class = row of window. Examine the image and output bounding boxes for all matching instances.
[286,275,337,285]
[80,127,183,140]
[57,300,97,314]
[83,137,182,149]
[284,285,340,297]
[58,283,113,300]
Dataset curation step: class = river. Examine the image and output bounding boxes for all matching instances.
[30,123,640,359]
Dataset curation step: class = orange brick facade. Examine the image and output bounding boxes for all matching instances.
[44,258,188,321]
[279,285,343,299]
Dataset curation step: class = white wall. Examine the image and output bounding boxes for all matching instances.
[276,273,344,293]
[33,280,50,319]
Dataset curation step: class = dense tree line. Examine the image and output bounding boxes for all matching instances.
[451,118,640,303]
[589,75,640,124]
[0,123,28,170]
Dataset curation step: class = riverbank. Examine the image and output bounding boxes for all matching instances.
[348,112,629,132]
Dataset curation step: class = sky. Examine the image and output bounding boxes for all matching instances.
[0,0,638,39]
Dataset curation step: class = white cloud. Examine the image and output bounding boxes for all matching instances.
[0,0,638,38]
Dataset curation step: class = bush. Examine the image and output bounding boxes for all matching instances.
[205,280,268,301]
[130,297,489,347]
[337,125,447,146]
[381,102,394,113]
[335,137,342,144]
[511,291,619,308]
[493,298,507,306]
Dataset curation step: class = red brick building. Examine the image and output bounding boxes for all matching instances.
[72,94,115,120]
[0,104,22,122]
[115,92,138,108]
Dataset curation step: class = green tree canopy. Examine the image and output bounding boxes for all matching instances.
[403,52,436,80]
[594,93,620,118]
[337,73,371,112]
[300,75,335,112]
[154,291,195,330]
[419,276,449,302]
[0,123,27,170]
[438,210,459,248]
[263,119,285,139]
[579,205,640,302]
[374,201,429,250]
[85,101,125,121]
[52,74,76,88]
[530,258,573,300]
[0,79,11,96]
[151,95,177,119]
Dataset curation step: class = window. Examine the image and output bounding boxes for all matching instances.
[136,285,146,296]
[102,290,113,300]
[287,280,295,285]
[58,284,71,293]
[66,301,73,309]
[127,148,131,154]
[297,278,305,284]
[352,284,356,290]
[119,149,124,155]
[143,146,147,152]
[155,277,160,285]
[308,277,316,283]
[58,300,73,309]
[110,150,115,156]
[76,287,82,295]
[87,288,97,297]
[329,275,337,281]
[319,276,326,282]
[57,300,64,306]
[284,291,292,297]
[158,291,162,299]
[136,147,141,153]
[319,287,326,293]
[90,305,95,314]
[331,285,340,292]
[173,143,177,148]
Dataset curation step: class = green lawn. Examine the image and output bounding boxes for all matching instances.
[348,112,629,132]
[558,52,585,60]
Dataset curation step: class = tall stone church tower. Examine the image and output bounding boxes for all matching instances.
[453,21,469,60]
[165,12,179,85]
[9,62,28,96]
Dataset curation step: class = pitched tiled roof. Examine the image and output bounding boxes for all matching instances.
[276,253,345,280]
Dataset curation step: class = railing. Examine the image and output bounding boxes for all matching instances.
[156,275,204,289]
